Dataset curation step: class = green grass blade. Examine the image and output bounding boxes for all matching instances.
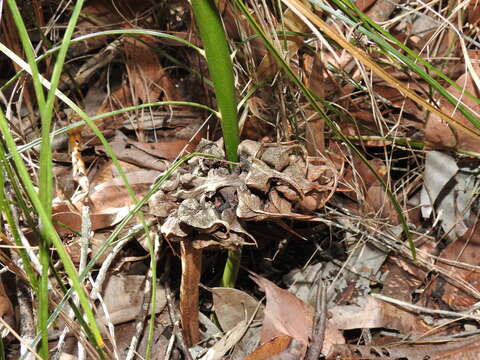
[5,0,46,109]
[6,0,58,354]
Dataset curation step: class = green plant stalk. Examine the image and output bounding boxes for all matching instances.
[145,239,156,360]
[190,0,242,287]
[233,0,416,259]
[191,0,239,163]
[222,249,242,288]
[5,0,46,107]
[38,245,49,358]
[40,0,85,210]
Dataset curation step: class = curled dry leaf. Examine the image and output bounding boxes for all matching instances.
[250,273,313,359]
[149,139,338,250]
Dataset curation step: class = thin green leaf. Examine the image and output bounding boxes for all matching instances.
[191,0,239,163]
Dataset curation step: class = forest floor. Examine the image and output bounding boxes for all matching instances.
[1,0,480,359]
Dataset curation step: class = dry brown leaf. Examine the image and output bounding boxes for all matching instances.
[0,278,14,328]
[467,1,480,26]
[96,131,170,171]
[210,288,264,359]
[355,0,377,12]
[422,222,480,311]
[365,0,400,22]
[126,130,205,160]
[52,202,125,233]
[425,51,480,152]
[304,52,330,155]
[123,37,178,103]
[250,273,313,358]
[97,274,167,328]
[54,165,76,201]
[243,335,293,360]
[212,287,264,332]
[330,295,430,336]
[381,256,426,303]
[52,159,160,233]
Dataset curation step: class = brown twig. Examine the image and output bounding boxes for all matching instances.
[306,279,327,360]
